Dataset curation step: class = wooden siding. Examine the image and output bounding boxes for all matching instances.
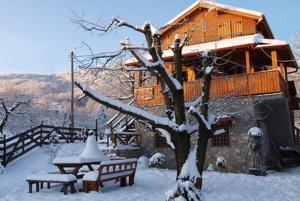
[134,70,286,106]
[161,9,257,50]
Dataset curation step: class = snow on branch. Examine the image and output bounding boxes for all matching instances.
[156,128,175,149]
[75,81,183,133]
[121,39,182,92]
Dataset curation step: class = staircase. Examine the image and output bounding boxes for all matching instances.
[105,100,140,147]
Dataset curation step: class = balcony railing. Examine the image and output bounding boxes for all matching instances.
[134,70,287,106]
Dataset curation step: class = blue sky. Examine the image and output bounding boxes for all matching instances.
[0,0,299,74]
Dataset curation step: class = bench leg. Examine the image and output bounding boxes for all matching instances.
[129,175,135,185]
[82,182,88,193]
[36,182,39,192]
[40,182,43,189]
[62,184,67,195]
[120,177,127,187]
[28,182,33,193]
[47,182,50,189]
[70,183,77,194]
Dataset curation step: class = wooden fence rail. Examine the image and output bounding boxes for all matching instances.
[0,124,97,167]
[134,69,286,106]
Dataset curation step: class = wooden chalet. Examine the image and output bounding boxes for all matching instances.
[123,1,300,172]
[126,1,298,107]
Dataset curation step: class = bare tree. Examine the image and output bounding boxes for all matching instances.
[0,98,30,137]
[72,15,240,200]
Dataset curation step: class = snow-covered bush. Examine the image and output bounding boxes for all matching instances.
[216,156,226,169]
[207,163,214,171]
[138,156,149,169]
[248,127,263,137]
[149,153,166,168]
[248,127,263,152]
[42,132,62,165]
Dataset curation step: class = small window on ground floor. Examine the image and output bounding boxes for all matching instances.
[155,133,169,148]
[211,126,230,147]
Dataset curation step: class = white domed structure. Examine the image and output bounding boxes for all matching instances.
[80,135,109,161]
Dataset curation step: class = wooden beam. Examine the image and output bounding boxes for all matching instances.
[245,50,251,74]
[135,72,142,87]
[271,50,278,70]
[187,69,195,81]
[279,63,285,78]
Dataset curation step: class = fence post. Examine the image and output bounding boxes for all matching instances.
[22,134,25,153]
[69,123,72,143]
[38,122,43,147]
[2,134,6,167]
[95,119,98,142]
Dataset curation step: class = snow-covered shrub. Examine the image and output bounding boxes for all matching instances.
[248,127,263,137]
[138,156,149,169]
[149,153,166,168]
[207,163,214,171]
[42,132,62,165]
[248,127,263,152]
[216,156,226,169]
[0,164,4,174]
[166,179,201,201]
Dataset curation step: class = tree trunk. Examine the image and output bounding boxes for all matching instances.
[172,38,190,177]
[195,58,213,189]
[195,124,210,189]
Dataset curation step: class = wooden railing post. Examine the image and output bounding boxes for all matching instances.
[95,119,98,142]
[2,134,6,167]
[22,134,25,153]
[69,123,72,143]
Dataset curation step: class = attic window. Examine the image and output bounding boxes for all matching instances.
[218,20,243,40]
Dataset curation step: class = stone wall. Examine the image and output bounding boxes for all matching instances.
[101,147,143,159]
[135,93,290,173]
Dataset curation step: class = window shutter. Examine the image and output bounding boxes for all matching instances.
[231,20,243,37]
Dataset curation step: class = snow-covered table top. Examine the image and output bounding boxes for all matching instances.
[53,156,103,165]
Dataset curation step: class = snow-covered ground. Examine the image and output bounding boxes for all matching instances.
[0,142,300,201]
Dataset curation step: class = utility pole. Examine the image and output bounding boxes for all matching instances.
[70,51,75,129]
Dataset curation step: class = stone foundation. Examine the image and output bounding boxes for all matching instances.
[135,93,291,173]
[101,147,143,159]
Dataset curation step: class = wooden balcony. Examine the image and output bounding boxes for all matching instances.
[134,70,287,106]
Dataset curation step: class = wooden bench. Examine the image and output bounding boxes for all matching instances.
[26,174,77,195]
[82,158,137,193]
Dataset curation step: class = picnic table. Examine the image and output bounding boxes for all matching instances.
[53,156,103,178]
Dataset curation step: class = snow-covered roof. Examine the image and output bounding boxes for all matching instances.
[164,0,263,28]
[125,34,290,65]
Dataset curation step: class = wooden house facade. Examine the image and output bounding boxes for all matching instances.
[126,1,300,172]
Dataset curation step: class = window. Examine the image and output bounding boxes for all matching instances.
[218,20,243,40]
[218,21,231,40]
[231,20,243,37]
[211,126,230,147]
[155,133,169,148]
